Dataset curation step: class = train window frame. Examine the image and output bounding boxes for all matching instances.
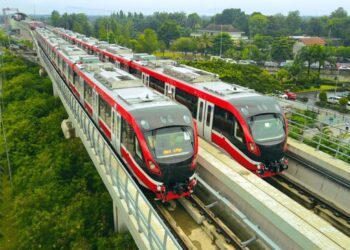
[135,137,143,161]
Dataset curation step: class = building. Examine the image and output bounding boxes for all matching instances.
[292,36,327,56]
[191,24,246,40]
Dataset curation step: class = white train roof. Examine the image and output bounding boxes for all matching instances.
[37,28,180,114]
[54,29,278,103]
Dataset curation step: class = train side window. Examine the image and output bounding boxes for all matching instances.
[68,67,73,83]
[175,88,198,118]
[109,57,115,64]
[198,102,204,122]
[149,76,165,93]
[99,96,112,128]
[206,105,212,126]
[121,118,135,156]
[234,122,243,142]
[73,71,79,86]
[84,81,93,105]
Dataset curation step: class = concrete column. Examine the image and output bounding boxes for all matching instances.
[113,199,127,233]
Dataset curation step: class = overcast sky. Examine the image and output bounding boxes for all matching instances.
[2,0,350,16]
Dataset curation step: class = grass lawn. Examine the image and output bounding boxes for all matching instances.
[297,85,337,93]
[0,177,17,250]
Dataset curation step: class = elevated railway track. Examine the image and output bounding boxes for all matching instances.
[8,17,350,249]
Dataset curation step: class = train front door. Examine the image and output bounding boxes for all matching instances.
[196,99,214,140]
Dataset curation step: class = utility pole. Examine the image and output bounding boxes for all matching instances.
[219,24,223,57]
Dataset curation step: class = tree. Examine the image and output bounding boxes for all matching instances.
[330,7,347,19]
[249,13,269,37]
[271,37,293,62]
[137,28,160,53]
[339,97,349,109]
[187,13,202,30]
[276,68,289,84]
[211,32,233,56]
[212,8,248,33]
[195,33,213,55]
[50,10,61,26]
[171,37,196,54]
[319,91,327,103]
[158,21,181,46]
[241,44,262,61]
[286,11,302,35]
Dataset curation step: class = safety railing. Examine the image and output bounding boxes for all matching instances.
[39,47,181,250]
[286,109,350,164]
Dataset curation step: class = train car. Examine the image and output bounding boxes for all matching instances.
[52,28,288,177]
[35,28,198,200]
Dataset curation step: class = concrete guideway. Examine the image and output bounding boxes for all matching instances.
[287,138,350,217]
[198,138,350,249]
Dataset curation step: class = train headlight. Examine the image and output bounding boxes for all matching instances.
[147,160,161,175]
[248,142,260,156]
[249,142,255,152]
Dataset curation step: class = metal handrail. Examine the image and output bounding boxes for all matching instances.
[39,47,181,250]
[286,110,350,163]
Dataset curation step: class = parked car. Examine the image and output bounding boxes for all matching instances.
[327,96,341,104]
[282,91,297,100]
[264,61,279,67]
[238,60,250,65]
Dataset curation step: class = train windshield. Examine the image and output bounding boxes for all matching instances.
[145,126,194,161]
[249,114,285,143]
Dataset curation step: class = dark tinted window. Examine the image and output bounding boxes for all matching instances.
[213,106,244,145]
[121,118,135,155]
[198,102,204,122]
[175,88,198,118]
[149,76,165,93]
[206,106,212,126]
[99,96,112,128]
[84,81,93,104]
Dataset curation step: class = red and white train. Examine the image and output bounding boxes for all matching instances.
[35,28,198,200]
[53,27,288,177]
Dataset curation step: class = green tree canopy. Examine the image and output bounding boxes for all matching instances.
[158,21,181,46]
[137,28,160,53]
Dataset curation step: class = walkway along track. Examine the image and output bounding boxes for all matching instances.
[268,152,350,236]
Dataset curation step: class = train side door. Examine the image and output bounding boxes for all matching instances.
[112,108,121,154]
[196,99,214,140]
[164,83,175,99]
[141,73,150,86]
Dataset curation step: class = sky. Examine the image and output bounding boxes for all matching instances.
[2,0,350,16]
